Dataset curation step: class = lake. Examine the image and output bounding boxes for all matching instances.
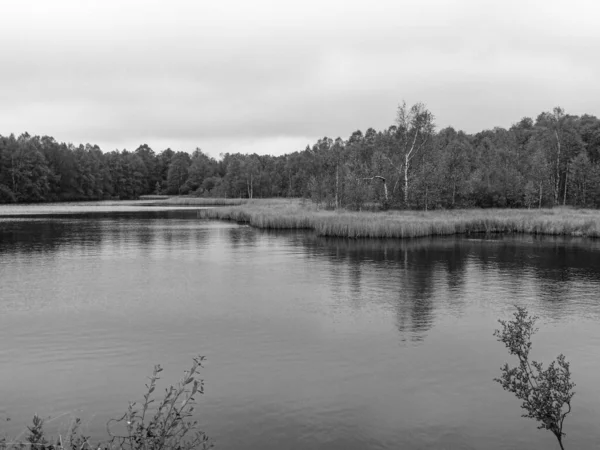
[1,203,600,449]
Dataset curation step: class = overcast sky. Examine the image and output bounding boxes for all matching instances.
[1,0,599,158]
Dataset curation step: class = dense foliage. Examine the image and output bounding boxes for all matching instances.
[2,104,600,208]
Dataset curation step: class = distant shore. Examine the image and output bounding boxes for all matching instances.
[2,197,599,239]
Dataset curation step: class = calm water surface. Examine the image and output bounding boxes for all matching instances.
[1,204,600,449]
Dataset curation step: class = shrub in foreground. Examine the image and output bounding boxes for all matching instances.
[495,307,575,450]
[1,356,211,450]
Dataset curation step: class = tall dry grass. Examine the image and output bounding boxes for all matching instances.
[198,203,600,239]
[138,195,171,200]
[161,197,248,206]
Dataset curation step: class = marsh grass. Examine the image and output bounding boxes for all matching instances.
[0,357,210,450]
[198,202,600,239]
[138,196,171,200]
[161,197,248,206]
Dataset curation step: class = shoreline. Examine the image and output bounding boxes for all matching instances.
[1,198,599,239]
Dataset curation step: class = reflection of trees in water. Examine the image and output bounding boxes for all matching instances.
[300,236,470,342]
[318,237,365,310]
[0,219,103,255]
[466,236,600,315]
[271,232,600,342]
[348,254,362,298]
[468,235,600,280]
[395,260,437,342]
[442,243,469,292]
[393,239,471,341]
[0,210,211,258]
[227,226,258,248]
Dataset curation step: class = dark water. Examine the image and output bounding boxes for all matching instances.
[1,207,600,449]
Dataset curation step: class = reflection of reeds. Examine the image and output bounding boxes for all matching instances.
[199,203,600,239]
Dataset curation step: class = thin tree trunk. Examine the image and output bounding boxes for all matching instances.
[452,181,456,207]
[563,164,568,206]
[538,182,543,209]
[404,155,409,206]
[382,179,388,202]
[335,165,339,209]
[247,174,253,199]
[554,130,561,205]
[11,154,16,193]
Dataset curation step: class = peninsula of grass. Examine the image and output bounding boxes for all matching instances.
[197,200,600,239]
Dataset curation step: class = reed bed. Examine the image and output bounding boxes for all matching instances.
[138,195,171,200]
[162,197,248,206]
[198,203,600,239]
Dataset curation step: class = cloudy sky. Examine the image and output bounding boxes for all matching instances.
[1,0,599,158]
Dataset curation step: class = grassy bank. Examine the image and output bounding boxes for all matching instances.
[198,201,600,239]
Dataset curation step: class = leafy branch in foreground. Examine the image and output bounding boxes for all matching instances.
[494,306,575,450]
[0,356,211,450]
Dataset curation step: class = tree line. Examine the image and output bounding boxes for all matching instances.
[1,103,600,209]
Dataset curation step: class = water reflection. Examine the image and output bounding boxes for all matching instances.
[227,226,258,248]
[4,219,599,339]
[278,233,599,342]
[1,213,600,450]
[293,233,600,320]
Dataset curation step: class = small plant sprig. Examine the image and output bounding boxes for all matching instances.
[494,306,576,450]
[106,355,211,450]
[0,415,91,450]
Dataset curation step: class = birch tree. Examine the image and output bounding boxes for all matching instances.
[536,107,566,205]
[394,101,435,206]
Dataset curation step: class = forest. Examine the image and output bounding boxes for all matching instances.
[1,103,600,209]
